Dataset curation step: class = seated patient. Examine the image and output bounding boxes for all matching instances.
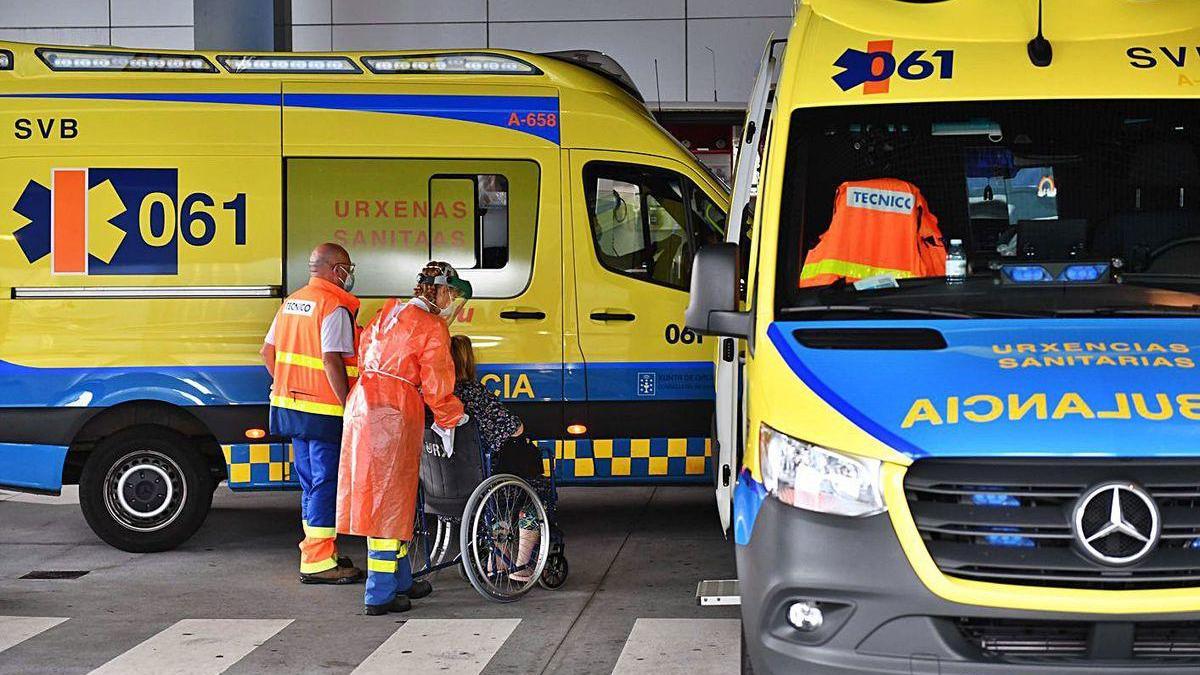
[449,335,524,450]
[448,335,547,582]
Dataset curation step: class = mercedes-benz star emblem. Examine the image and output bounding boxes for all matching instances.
[1072,482,1160,566]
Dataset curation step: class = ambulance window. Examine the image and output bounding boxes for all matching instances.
[689,188,727,249]
[584,162,695,289]
[286,159,537,298]
[428,174,511,270]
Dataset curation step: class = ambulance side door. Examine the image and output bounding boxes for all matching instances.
[566,150,725,481]
[281,82,564,437]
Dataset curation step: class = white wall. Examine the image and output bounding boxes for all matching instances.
[291,0,793,105]
[0,0,195,49]
[0,0,792,104]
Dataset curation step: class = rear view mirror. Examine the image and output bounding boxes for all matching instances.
[685,243,752,337]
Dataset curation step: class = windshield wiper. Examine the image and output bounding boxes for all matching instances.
[1118,274,1200,292]
[779,304,1026,319]
[1054,305,1200,317]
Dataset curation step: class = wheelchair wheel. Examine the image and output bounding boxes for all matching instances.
[410,515,453,576]
[460,473,549,603]
[538,552,568,589]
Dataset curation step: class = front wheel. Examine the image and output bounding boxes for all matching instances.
[538,553,568,589]
[79,426,213,552]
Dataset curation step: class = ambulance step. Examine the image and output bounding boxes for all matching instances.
[696,579,740,606]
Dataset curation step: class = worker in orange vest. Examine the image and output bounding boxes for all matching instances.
[799,178,946,287]
[261,242,363,584]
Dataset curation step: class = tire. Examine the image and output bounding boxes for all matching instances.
[460,474,549,603]
[537,553,568,589]
[79,426,214,552]
[410,516,453,578]
[408,513,434,577]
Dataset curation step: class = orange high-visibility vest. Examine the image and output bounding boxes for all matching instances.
[799,178,946,287]
[269,278,361,433]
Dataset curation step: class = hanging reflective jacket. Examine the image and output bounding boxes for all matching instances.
[269,278,361,442]
[799,178,946,287]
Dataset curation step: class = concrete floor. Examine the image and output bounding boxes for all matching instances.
[0,485,740,674]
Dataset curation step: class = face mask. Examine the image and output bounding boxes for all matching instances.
[338,268,355,292]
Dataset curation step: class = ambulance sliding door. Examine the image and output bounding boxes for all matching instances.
[282,82,564,436]
[566,150,726,481]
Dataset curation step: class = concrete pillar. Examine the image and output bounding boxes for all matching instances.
[194,0,291,51]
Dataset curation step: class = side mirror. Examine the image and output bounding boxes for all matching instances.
[685,243,753,338]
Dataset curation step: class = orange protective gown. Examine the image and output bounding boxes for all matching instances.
[336,298,464,541]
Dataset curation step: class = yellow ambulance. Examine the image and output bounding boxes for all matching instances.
[687,0,1200,671]
[0,43,728,551]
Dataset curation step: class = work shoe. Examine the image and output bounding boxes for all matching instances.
[337,556,355,568]
[363,594,412,615]
[300,564,363,585]
[402,579,433,600]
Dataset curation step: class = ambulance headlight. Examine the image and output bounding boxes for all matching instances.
[759,424,885,517]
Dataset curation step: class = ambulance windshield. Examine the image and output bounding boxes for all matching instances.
[778,99,1200,317]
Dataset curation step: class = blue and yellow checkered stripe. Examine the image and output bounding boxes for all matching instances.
[221,443,295,490]
[222,436,711,489]
[536,437,712,484]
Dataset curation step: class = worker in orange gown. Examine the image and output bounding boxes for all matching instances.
[337,261,471,615]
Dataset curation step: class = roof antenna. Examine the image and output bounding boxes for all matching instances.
[1027,0,1053,67]
[653,58,663,113]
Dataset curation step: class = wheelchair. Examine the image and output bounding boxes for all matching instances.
[409,420,568,602]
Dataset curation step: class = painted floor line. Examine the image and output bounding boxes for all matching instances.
[88,618,292,675]
[0,616,68,655]
[352,618,522,675]
[611,618,741,675]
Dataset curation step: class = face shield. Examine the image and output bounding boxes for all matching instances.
[420,273,473,326]
[441,277,472,326]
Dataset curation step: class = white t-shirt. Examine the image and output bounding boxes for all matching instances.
[264,307,355,355]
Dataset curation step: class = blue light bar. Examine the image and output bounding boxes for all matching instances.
[971,493,1020,507]
[219,55,361,74]
[984,534,1035,547]
[38,48,216,73]
[1059,263,1109,282]
[362,53,540,75]
[1002,265,1053,283]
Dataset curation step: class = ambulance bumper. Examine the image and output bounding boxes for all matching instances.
[738,496,1200,674]
[0,442,68,493]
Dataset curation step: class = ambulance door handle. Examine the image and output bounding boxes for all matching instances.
[590,311,636,322]
[500,308,546,321]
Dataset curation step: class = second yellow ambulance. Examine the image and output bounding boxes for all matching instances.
[0,44,727,551]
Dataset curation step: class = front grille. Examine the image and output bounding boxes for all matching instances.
[1135,622,1200,656]
[905,458,1200,589]
[957,619,1200,660]
[958,619,1088,656]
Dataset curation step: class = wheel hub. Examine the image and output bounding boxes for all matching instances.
[102,450,186,533]
[118,465,172,517]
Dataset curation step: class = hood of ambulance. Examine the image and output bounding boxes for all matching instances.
[766,318,1200,460]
